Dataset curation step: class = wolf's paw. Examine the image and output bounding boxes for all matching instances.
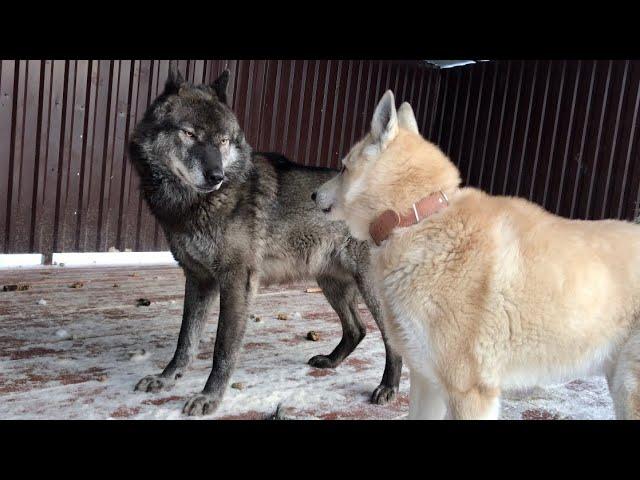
[134,374,175,393]
[371,385,398,405]
[308,355,338,369]
[182,394,221,417]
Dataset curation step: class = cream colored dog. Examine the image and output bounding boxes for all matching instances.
[313,90,640,420]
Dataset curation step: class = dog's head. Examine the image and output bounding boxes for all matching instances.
[313,90,460,242]
[129,65,250,194]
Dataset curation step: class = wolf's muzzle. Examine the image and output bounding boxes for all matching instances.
[205,170,224,186]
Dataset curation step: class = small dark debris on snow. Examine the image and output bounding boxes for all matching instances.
[250,314,262,322]
[112,284,119,288]
[129,272,139,277]
[136,298,151,307]
[231,382,246,390]
[306,331,320,341]
[3,283,29,292]
[70,281,84,288]
[128,349,147,361]
[277,313,289,321]
[270,403,291,420]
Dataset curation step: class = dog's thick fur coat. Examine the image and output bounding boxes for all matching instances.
[127,68,401,416]
[314,90,640,419]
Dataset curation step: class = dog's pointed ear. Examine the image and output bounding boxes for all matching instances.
[212,70,230,104]
[164,61,184,95]
[397,102,419,134]
[371,90,398,148]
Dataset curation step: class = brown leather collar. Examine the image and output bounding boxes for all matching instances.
[369,191,449,246]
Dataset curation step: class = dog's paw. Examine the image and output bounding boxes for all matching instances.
[182,394,221,417]
[308,355,338,369]
[134,374,175,393]
[371,385,398,405]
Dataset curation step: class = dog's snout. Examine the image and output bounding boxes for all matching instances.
[313,185,336,214]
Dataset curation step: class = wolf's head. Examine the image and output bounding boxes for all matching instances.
[313,90,460,242]
[129,65,250,197]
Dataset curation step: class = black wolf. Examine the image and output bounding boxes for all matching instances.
[128,65,402,416]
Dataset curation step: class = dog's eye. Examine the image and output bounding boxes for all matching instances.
[183,129,194,138]
[220,137,229,146]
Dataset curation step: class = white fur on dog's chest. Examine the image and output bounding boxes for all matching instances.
[387,297,438,381]
[374,248,441,381]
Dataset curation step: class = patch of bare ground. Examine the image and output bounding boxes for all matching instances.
[141,395,184,406]
[110,406,142,418]
[307,368,335,378]
[521,408,561,420]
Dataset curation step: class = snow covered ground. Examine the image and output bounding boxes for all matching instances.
[0,265,614,420]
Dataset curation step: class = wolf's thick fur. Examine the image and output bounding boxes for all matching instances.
[314,90,640,419]
[128,68,401,416]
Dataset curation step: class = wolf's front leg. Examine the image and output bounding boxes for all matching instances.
[182,267,255,416]
[135,274,219,393]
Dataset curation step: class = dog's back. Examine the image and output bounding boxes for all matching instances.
[403,164,640,420]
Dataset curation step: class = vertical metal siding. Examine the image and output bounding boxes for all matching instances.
[7,59,638,256]
[0,59,438,254]
[435,60,640,223]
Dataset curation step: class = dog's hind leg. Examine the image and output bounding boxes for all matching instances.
[607,328,640,419]
[135,274,219,393]
[308,275,366,370]
[354,272,402,405]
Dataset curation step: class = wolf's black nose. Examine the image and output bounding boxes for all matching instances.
[311,192,317,201]
[206,171,224,185]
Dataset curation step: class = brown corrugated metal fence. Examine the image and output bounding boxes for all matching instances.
[434,60,640,222]
[0,59,440,254]
[2,59,640,256]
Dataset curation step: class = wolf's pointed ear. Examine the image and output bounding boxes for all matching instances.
[371,90,398,148]
[212,70,230,104]
[165,61,184,95]
[397,102,420,134]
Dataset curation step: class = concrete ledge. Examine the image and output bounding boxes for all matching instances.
[0,254,44,269]
[51,251,178,267]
